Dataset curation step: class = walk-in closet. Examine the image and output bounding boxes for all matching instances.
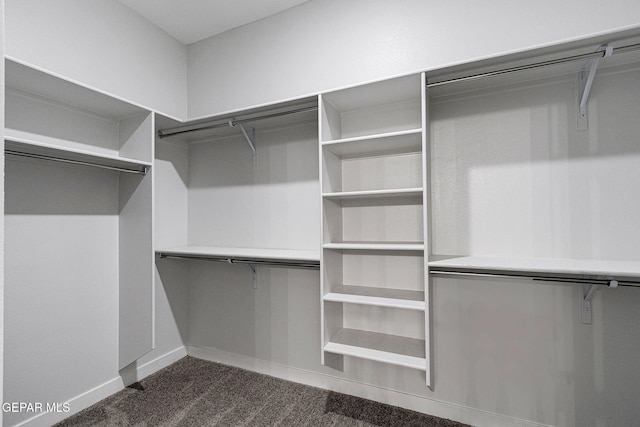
[2,1,640,426]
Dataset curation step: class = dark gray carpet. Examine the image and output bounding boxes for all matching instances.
[55,356,469,426]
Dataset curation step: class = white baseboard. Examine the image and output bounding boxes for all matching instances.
[11,346,188,427]
[187,345,549,427]
[120,345,188,386]
[12,377,123,427]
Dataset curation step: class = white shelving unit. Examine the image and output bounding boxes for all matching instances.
[4,58,155,370]
[319,74,431,384]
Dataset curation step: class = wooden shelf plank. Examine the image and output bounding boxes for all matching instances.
[5,128,151,174]
[156,245,320,267]
[323,242,424,251]
[429,255,640,282]
[322,187,423,201]
[322,129,422,158]
[325,285,424,310]
[324,328,426,371]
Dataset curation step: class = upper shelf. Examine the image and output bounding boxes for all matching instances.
[320,74,423,142]
[156,246,321,269]
[5,58,147,121]
[5,128,151,175]
[157,97,318,144]
[429,255,640,285]
[426,35,640,99]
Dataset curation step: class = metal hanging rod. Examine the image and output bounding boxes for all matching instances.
[5,150,149,175]
[158,105,318,139]
[159,253,320,270]
[429,269,640,287]
[426,42,640,89]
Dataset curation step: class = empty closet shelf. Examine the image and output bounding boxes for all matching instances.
[5,129,151,174]
[322,129,422,158]
[157,246,321,269]
[322,188,423,200]
[324,329,427,371]
[324,285,424,310]
[323,242,424,251]
[429,255,640,286]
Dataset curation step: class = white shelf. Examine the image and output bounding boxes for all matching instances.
[324,285,425,310]
[322,187,423,201]
[5,128,151,174]
[323,242,425,251]
[324,328,426,371]
[157,245,320,267]
[322,129,422,158]
[6,58,145,121]
[429,255,640,283]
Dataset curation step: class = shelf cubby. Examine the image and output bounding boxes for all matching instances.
[5,59,153,165]
[323,194,424,245]
[324,285,425,310]
[320,75,423,142]
[322,129,423,158]
[324,328,427,371]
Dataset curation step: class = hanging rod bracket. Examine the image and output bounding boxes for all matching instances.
[230,120,257,164]
[578,44,612,131]
[246,264,257,289]
[581,278,618,324]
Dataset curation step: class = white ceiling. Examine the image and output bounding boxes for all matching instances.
[119,0,310,45]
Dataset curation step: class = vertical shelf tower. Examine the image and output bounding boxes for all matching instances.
[319,74,431,385]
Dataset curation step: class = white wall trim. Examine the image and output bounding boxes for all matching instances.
[187,345,550,427]
[11,377,122,427]
[11,346,187,427]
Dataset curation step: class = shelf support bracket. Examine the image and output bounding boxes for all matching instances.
[230,120,257,165]
[581,279,618,324]
[247,264,257,289]
[577,44,612,131]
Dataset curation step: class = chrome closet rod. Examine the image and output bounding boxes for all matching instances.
[426,42,640,88]
[430,269,640,287]
[5,149,149,175]
[157,105,318,138]
[159,254,320,270]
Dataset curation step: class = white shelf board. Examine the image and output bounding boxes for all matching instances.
[324,285,425,310]
[5,128,151,174]
[322,74,422,113]
[322,129,422,158]
[6,58,146,121]
[156,245,320,266]
[323,242,424,251]
[324,328,426,371]
[322,187,423,201]
[429,255,640,281]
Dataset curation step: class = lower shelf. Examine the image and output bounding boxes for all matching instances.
[324,328,427,371]
[429,255,640,285]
